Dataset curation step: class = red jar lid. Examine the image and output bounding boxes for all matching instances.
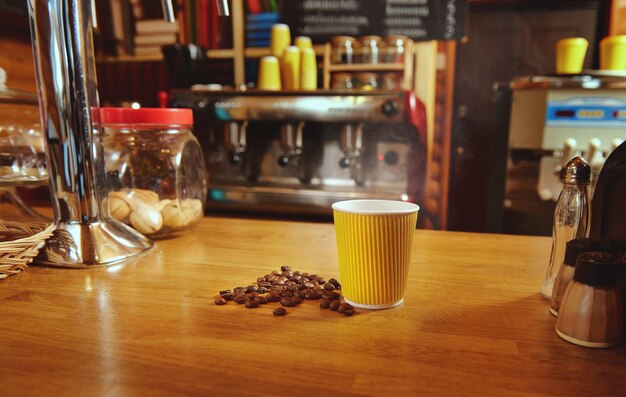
[99,107,193,126]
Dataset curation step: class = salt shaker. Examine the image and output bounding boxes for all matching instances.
[556,251,623,348]
[541,156,591,298]
[549,237,603,315]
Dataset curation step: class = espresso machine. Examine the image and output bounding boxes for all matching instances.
[169,89,426,216]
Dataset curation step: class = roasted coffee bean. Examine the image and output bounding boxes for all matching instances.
[266,292,281,302]
[294,290,306,299]
[323,283,335,291]
[280,297,299,307]
[257,277,265,283]
[281,291,294,298]
[273,307,287,316]
[313,284,323,292]
[302,272,309,278]
[245,285,258,293]
[294,271,301,276]
[320,299,331,309]
[329,300,341,311]
[301,277,310,283]
[219,289,231,296]
[305,291,322,300]
[329,278,341,289]
[338,303,355,316]
[276,279,285,286]
[233,287,245,295]
[281,265,292,272]
[271,270,280,276]
[321,291,341,301]
[215,297,227,305]
[257,296,268,304]
[248,292,259,298]
[245,299,260,308]
[316,277,326,285]
[258,281,272,288]
[257,287,268,294]
[222,293,234,301]
[234,295,248,304]
[286,285,298,293]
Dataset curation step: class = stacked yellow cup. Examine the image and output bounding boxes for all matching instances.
[555,37,588,75]
[600,35,626,70]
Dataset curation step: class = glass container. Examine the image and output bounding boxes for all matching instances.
[101,107,207,239]
[385,35,409,63]
[358,35,384,64]
[331,73,355,90]
[356,73,379,91]
[331,36,359,64]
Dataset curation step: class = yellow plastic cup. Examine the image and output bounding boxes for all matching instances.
[300,48,317,90]
[282,46,300,90]
[600,35,626,70]
[294,36,313,51]
[332,200,419,309]
[555,37,588,74]
[257,56,281,90]
[270,24,291,58]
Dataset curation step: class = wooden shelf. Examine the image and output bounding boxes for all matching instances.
[327,63,405,72]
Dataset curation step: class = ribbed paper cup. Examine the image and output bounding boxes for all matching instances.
[332,200,419,309]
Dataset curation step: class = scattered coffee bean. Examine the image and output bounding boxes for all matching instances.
[219,289,231,296]
[245,299,260,308]
[257,287,268,294]
[321,291,341,301]
[273,307,287,316]
[305,291,322,300]
[280,297,299,307]
[329,300,341,311]
[215,297,226,305]
[234,295,248,304]
[266,292,281,302]
[245,285,258,293]
[258,282,272,288]
[323,283,335,291]
[221,293,234,301]
[329,278,341,289]
[281,265,292,272]
[257,296,268,304]
[338,303,355,316]
[320,299,331,309]
[233,287,245,295]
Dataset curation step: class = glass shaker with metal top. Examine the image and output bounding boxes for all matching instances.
[541,156,591,299]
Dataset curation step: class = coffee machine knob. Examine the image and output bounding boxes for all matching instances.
[381,100,400,117]
[384,150,399,165]
[229,152,242,165]
[277,155,291,168]
[339,157,352,169]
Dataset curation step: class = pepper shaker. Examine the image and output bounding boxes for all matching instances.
[541,156,591,298]
[549,237,603,315]
[556,252,623,348]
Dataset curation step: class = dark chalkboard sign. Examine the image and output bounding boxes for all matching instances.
[280,0,467,44]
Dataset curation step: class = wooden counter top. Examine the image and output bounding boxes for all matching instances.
[1,216,625,396]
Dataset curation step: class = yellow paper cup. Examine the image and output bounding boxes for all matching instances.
[295,36,313,51]
[282,46,301,90]
[300,48,317,90]
[270,24,291,58]
[555,37,588,74]
[600,35,626,70]
[257,56,281,90]
[332,200,419,309]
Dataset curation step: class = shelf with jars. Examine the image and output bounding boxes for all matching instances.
[322,35,415,90]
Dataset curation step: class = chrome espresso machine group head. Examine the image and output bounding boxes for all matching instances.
[170,89,427,216]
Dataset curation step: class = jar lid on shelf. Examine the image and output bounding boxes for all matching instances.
[99,107,193,126]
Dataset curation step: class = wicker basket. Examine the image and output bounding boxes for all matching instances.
[0,221,54,279]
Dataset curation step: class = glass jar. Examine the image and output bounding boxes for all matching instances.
[385,35,409,63]
[356,72,379,90]
[382,72,402,90]
[100,107,207,239]
[331,73,355,90]
[331,36,359,64]
[358,35,384,64]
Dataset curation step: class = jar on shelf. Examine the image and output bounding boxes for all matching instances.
[385,35,409,63]
[382,72,402,90]
[356,72,379,90]
[100,107,207,239]
[331,73,355,90]
[331,36,359,64]
[358,35,384,64]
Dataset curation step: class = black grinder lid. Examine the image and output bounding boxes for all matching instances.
[564,238,604,266]
[573,251,623,287]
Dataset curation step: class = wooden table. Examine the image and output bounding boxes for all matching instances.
[1,216,625,396]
